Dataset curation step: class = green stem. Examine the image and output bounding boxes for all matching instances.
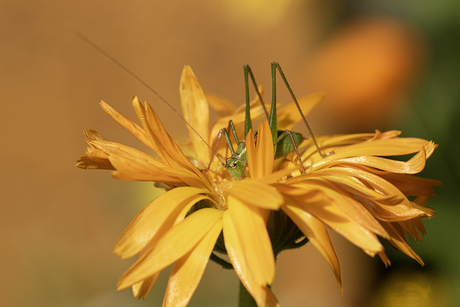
[238,281,257,307]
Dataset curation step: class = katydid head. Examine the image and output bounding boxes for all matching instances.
[226,156,246,179]
[225,139,247,180]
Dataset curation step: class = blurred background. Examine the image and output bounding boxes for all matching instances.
[1,0,458,306]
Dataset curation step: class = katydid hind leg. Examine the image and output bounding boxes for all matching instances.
[243,65,270,137]
[272,62,327,158]
[222,120,240,164]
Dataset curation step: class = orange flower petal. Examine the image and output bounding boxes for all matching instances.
[114,187,212,258]
[100,101,154,151]
[258,166,302,184]
[247,121,274,179]
[131,97,204,178]
[132,273,159,299]
[370,171,441,196]
[299,132,377,159]
[227,180,283,210]
[378,251,391,267]
[222,211,279,307]
[282,195,342,294]
[294,190,384,256]
[163,218,223,307]
[205,93,236,117]
[398,219,423,242]
[411,215,427,235]
[142,101,214,189]
[319,144,433,174]
[226,195,275,286]
[294,169,403,206]
[180,66,211,167]
[75,130,114,169]
[317,167,433,221]
[117,208,223,290]
[311,138,434,170]
[89,140,208,188]
[380,221,424,265]
[284,180,389,240]
[76,153,114,170]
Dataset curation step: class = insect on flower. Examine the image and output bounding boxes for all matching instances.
[208,62,331,180]
[76,33,440,307]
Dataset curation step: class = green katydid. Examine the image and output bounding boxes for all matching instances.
[76,34,328,180]
[208,62,328,180]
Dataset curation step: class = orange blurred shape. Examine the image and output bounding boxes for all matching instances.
[305,18,425,129]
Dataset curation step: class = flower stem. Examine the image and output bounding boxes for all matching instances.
[238,281,257,307]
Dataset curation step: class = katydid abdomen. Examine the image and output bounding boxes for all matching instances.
[274,130,303,159]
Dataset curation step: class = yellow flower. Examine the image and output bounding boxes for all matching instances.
[76,65,439,306]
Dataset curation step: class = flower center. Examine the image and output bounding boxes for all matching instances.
[212,177,233,209]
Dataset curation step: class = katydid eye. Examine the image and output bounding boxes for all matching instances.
[226,158,237,169]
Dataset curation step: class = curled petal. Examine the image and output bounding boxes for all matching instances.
[301,134,435,167]
[336,138,433,157]
[319,142,435,174]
